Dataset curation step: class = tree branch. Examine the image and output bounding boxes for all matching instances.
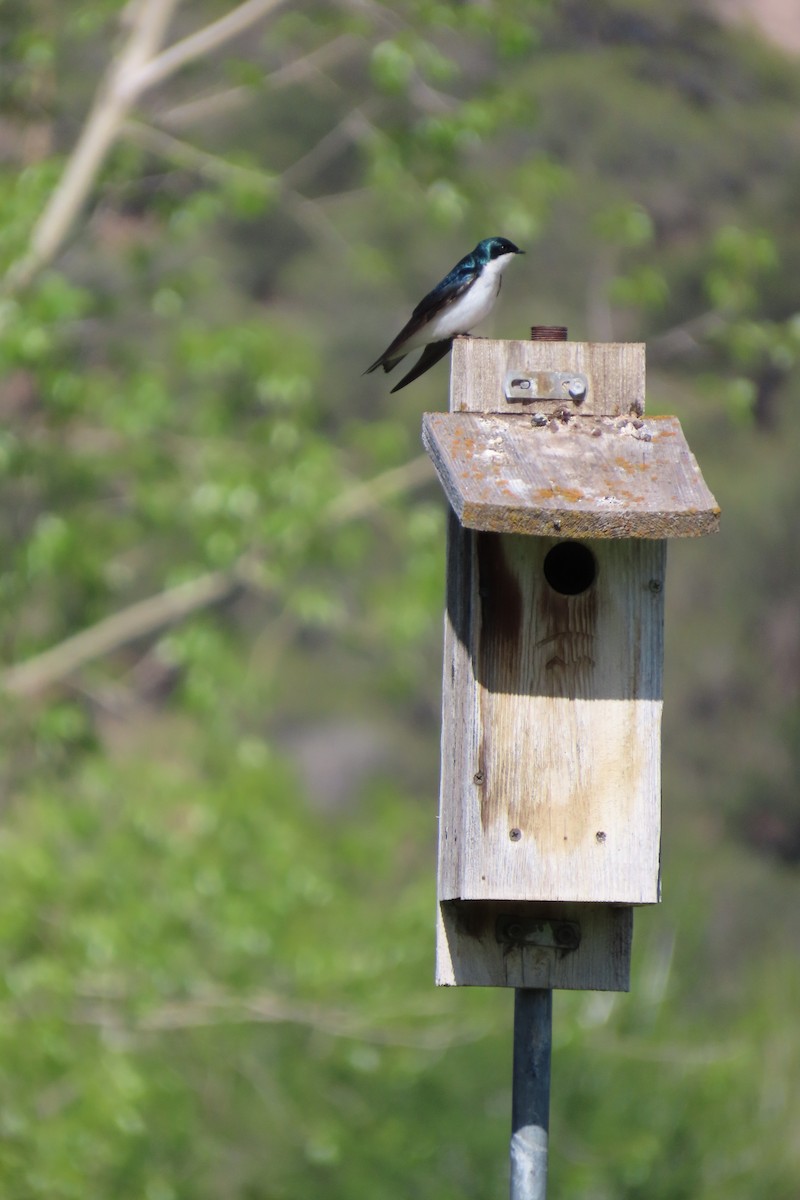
[325,453,433,524]
[1,456,434,699]
[281,106,377,191]
[3,0,291,298]
[647,310,725,361]
[264,32,360,92]
[3,0,181,296]
[125,0,292,101]
[1,567,242,700]
[70,986,488,1050]
[123,118,275,188]
[158,33,361,131]
[122,118,354,252]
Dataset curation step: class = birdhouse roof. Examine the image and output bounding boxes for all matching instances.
[422,411,719,538]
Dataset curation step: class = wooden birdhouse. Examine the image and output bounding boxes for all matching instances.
[423,334,719,993]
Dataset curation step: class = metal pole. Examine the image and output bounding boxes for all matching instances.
[510,988,552,1200]
[510,315,559,1200]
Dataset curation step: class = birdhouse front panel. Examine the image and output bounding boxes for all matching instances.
[437,522,665,906]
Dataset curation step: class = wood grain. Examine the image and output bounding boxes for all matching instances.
[449,337,645,416]
[436,901,633,990]
[422,412,720,538]
[437,521,664,905]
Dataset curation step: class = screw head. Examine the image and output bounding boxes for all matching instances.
[567,377,587,400]
[554,923,580,950]
[509,827,522,842]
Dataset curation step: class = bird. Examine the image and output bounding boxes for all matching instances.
[365,236,524,393]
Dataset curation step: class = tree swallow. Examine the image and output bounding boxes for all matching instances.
[365,236,524,392]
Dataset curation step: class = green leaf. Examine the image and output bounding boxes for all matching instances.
[370,41,415,93]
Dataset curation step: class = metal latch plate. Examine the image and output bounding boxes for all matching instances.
[496,915,581,953]
[503,370,588,404]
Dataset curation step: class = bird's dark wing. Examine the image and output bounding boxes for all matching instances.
[364,250,479,375]
[389,340,453,394]
[408,251,479,323]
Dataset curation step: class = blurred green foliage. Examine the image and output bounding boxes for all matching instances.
[0,0,799,1196]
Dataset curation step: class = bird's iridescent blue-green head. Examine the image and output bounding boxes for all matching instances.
[475,236,525,262]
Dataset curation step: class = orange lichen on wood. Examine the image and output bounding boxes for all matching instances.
[423,411,719,539]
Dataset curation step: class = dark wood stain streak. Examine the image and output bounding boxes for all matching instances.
[445,509,472,651]
[476,532,522,684]
[475,533,523,831]
[535,575,599,700]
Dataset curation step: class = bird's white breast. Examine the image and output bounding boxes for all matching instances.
[420,251,517,345]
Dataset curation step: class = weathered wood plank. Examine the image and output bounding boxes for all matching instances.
[422,412,720,539]
[437,523,664,906]
[449,337,646,416]
[436,901,633,991]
